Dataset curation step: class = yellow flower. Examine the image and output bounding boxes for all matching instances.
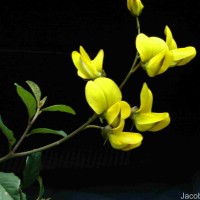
[132,82,170,132]
[72,45,104,79]
[85,77,122,115]
[136,26,196,77]
[104,120,143,151]
[164,26,197,67]
[127,0,144,16]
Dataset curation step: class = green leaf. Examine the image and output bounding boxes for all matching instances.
[26,80,41,105]
[0,115,16,151]
[0,172,26,200]
[28,128,67,138]
[42,104,75,115]
[37,176,44,199]
[21,152,42,189]
[15,83,37,120]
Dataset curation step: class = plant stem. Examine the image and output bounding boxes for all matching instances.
[136,16,141,34]
[0,113,98,161]
[0,108,42,163]
[85,125,103,130]
[120,55,141,89]
[12,108,41,153]
[119,16,141,89]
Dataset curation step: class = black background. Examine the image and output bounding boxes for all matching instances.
[0,0,200,197]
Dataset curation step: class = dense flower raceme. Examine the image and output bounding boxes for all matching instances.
[136,25,197,77]
[102,120,143,151]
[71,45,104,79]
[131,82,170,132]
[127,0,144,16]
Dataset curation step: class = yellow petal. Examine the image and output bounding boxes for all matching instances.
[85,78,122,114]
[136,82,153,113]
[109,131,143,150]
[104,102,120,125]
[134,112,170,132]
[136,34,168,63]
[79,45,91,61]
[72,46,104,79]
[119,101,132,119]
[104,101,131,126]
[71,51,95,79]
[157,50,173,75]
[71,51,85,75]
[94,78,122,108]
[149,114,170,131]
[122,141,142,151]
[85,80,107,114]
[91,49,104,72]
[170,46,197,66]
[112,120,125,133]
[145,50,173,77]
[164,25,177,50]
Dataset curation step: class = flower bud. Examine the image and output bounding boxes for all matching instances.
[127,0,144,16]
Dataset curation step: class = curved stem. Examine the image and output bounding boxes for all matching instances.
[120,55,141,89]
[119,16,141,89]
[0,108,42,163]
[85,125,103,130]
[3,113,98,160]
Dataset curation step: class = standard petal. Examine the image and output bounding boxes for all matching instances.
[170,47,197,66]
[164,25,177,50]
[85,80,107,114]
[149,37,169,57]
[136,82,153,113]
[94,77,122,108]
[136,34,153,62]
[136,34,168,63]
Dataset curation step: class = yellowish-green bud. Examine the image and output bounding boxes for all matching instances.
[127,0,144,16]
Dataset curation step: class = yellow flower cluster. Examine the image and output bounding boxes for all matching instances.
[70,0,196,151]
[136,26,196,77]
[71,46,173,151]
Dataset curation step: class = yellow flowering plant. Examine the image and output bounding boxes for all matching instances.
[0,0,197,199]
